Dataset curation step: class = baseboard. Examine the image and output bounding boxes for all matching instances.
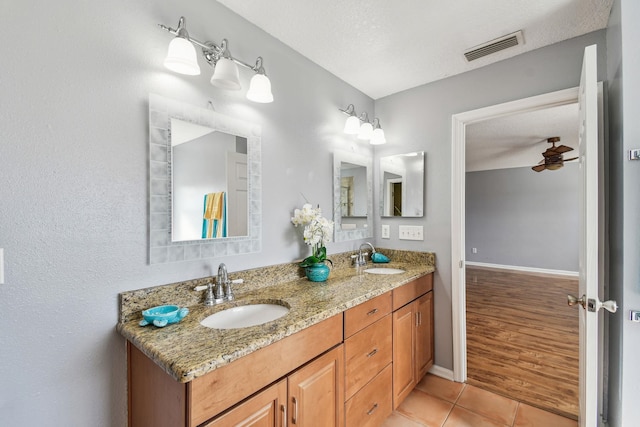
[465,261,578,277]
[428,365,455,381]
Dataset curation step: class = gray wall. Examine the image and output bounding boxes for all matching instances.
[0,1,373,425]
[465,165,580,271]
[606,0,640,425]
[373,30,608,372]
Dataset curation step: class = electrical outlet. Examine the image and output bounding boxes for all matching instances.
[399,225,424,241]
[381,225,390,239]
[472,248,477,254]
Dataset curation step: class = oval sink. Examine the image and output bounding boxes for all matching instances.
[364,268,405,275]
[200,303,290,329]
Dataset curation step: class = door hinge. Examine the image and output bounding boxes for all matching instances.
[459,260,464,268]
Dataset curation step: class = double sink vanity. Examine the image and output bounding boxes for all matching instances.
[117,250,435,426]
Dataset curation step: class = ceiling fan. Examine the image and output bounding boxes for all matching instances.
[531,137,578,172]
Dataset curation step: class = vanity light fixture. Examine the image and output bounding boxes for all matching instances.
[370,118,386,145]
[159,16,274,103]
[338,104,386,145]
[357,112,373,140]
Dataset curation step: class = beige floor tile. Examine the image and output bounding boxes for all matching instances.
[443,406,509,427]
[513,403,578,427]
[415,374,465,403]
[455,385,518,426]
[397,389,454,427]
[382,411,427,427]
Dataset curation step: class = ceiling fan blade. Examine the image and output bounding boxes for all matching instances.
[553,145,574,154]
[532,164,546,172]
[564,156,579,162]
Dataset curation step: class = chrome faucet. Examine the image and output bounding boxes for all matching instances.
[204,263,234,306]
[353,242,376,267]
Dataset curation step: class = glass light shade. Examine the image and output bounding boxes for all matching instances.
[344,116,361,134]
[370,128,386,145]
[210,57,241,90]
[246,74,274,103]
[164,37,201,75]
[357,122,373,140]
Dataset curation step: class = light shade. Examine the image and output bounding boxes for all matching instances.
[210,57,241,90]
[344,116,361,134]
[246,73,274,103]
[370,128,386,145]
[164,37,200,75]
[358,122,373,140]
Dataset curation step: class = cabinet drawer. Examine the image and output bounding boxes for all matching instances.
[345,364,393,427]
[344,291,392,338]
[345,314,392,399]
[392,273,433,311]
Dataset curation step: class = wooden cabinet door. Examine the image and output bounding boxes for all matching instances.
[392,303,416,409]
[415,292,434,381]
[288,345,344,426]
[203,379,287,427]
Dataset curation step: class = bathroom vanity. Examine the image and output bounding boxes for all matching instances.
[118,252,434,426]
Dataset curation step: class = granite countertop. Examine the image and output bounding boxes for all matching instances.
[117,251,435,383]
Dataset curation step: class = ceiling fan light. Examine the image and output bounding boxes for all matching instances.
[546,163,563,170]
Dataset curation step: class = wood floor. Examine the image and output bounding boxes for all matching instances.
[465,266,579,420]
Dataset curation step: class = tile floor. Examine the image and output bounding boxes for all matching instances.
[382,374,578,427]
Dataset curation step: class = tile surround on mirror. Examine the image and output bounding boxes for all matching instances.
[333,150,373,242]
[148,93,262,264]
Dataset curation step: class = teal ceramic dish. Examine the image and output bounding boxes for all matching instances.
[139,305,189,328]
[371,253,390,263]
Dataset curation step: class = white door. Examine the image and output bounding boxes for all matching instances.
[574,44,616,427]
[226,151,248,237]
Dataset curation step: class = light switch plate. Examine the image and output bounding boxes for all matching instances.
[399,225,424,241]
[0,248,4,284]
[381,225,390,239]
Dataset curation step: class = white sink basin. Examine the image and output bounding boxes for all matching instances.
[364,268,406,275]
[200,303,290,329]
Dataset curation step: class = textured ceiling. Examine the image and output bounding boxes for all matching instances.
[217,0,612,99]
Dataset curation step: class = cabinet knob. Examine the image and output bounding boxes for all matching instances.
[366,348,378,358]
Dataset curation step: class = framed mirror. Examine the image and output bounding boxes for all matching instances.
[333,151,373,242]
[148,93,261,264]
[380,151,425,217]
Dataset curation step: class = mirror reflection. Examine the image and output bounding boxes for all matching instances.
[149,93,261,264]
[333,151,373,241]
[380,151,425,217]
[171,119,249,242]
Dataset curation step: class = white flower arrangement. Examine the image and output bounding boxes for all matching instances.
[291,203,334,267]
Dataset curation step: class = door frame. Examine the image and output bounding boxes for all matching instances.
[450,86,582,382]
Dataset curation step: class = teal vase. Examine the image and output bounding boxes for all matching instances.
[305,262,330,282]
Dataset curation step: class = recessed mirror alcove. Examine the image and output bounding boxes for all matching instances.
[380,151,425,217]
[148,93,261,264]
[333,151,373,242]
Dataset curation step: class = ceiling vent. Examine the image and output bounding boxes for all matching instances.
[464,31,524,62]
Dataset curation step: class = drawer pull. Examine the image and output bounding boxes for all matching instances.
[367,403,379,416]
[292,397,298,424]
[366,308,379,316]
[281,403,287,427]
[366,348,378,358]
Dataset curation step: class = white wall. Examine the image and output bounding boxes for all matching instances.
[606,0,640,425]
[373,30,608,371]
[0,1,373,425]
[465,165,580,271]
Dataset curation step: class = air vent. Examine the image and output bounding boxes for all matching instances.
[464,31,524,62]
